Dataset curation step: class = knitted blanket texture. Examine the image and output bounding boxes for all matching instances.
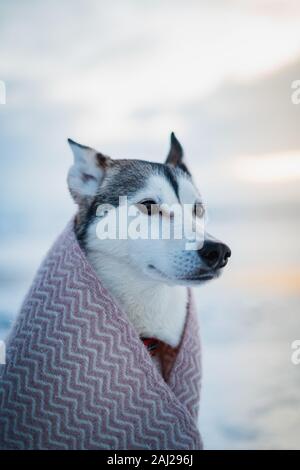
[0,220,202,450]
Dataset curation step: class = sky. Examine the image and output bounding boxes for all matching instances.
[1,1,300,212]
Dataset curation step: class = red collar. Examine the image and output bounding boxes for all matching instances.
[141,337,160,356]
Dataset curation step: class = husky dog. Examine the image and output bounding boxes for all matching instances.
[67,133,231,350]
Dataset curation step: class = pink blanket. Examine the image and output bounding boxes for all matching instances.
[0,220,202,449]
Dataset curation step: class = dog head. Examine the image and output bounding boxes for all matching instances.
[67,133,231,286]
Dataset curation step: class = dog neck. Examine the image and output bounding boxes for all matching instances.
[85,251,188,348]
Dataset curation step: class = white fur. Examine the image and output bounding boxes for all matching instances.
[86,250,188,347]
[84,174,205,347]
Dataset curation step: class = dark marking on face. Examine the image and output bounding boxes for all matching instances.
[163,165,180,200]
[74,158,192,248]
[177,161,191,176]
[96,152,111,169]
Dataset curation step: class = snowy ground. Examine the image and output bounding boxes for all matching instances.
[197,214,300,449]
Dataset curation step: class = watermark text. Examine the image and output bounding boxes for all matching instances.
[291,340,300,365]
[0,340,6,364]
[0,80,6,104]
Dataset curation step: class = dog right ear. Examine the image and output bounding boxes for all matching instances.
[67,139,112,204]
[165,132,190,175]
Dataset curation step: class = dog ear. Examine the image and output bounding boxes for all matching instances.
[67,139,112,203]
[165,132,190,174]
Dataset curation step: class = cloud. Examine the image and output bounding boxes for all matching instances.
[1,0,300,211]
[2,0,300,144]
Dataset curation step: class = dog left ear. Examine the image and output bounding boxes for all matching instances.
[67,138,112,204]
[165,132,190,174]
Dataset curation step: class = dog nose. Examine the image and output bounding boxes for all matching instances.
[199,241,231,269]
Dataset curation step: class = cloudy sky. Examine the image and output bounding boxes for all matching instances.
[1,0,300,217]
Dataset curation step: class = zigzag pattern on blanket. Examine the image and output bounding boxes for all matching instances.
[0,220,202,450]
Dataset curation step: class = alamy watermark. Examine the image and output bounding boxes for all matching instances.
[291,80,300,105]
[95,196,206,250]
[291,340,300,365]
[0,340,6,364]
[0,80,6,104]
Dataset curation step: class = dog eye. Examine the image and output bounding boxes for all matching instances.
[193,202,205,218]
[137,199,157,215]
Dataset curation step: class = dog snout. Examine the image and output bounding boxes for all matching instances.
[198,240,231,269]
